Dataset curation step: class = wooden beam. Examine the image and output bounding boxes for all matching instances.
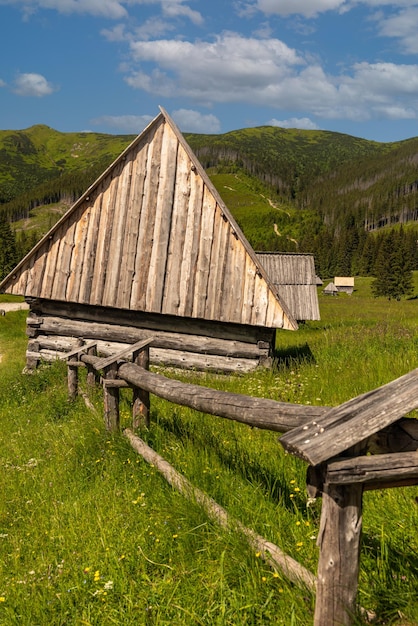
[118,363,327,432]
[60,340,98,360]
[325,451,418,490]
[94,338,154,371]
[280,368,418,465]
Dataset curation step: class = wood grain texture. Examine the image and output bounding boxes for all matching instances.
[280,368,418,465]
[314,483,363,626]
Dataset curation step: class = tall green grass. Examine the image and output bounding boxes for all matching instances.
[0,276,417,625]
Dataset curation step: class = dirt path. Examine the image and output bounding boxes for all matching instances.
[0,302,29,314]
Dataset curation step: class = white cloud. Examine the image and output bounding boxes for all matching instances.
[247,0,418,18]
[122,32,418,123]
[0,0,128,18]
[0,79,6,88]
[91,114,154,133]
[377,7,418,53]
[268,117,320,130]
[12,73,57,97]
[161,0,203,25]
[254,0,347,17]
[171,109,221,132]
[0,0,203,21]
[127,32,303,101]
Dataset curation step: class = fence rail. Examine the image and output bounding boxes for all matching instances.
[61,339,418,626]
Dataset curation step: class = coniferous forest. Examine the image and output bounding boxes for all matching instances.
[0,123,418,291]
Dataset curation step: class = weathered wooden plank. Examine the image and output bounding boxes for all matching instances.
[66,205,92,302]
[161,147,191,315]
[34,321,271,358]
[280,368,418,465]
[251,271,269,327]
[206,207,230,321]
[78,183,105,304]
[102,155,134,306]
[116,140,149,307]
[40,230,61,299]
[25,248,48,298]
[117,362,328,431]
[226,233,247,324]
[325,451,418,489]
[60,340,98,360]
[146,123,179,312]
[240,253,256,325]
[150,348,258,373]
[192,186,216,318]
[314,483,363,626]
[89,171,115,305]
[177,169,204,317]
[130,121,164,310]
[93,161,124,305]
[68,356,79,402]
[51,219,77,301]
[93,338,154,371]
[30,299,276,343]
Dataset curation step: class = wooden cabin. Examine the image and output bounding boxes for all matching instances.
[334,276,354,295]
[323,281,338,296]
[257,253,320,322]
[0,108,297,373]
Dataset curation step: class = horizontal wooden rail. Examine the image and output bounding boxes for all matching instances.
[325,450,418,490]
[117,362,328,433]
[280,368,418,465]
[76,353,418,449]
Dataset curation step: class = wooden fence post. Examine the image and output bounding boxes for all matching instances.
[86,344,98,391]
[314,482,363,626]
[67,339,83,401]
[103,365,120,432]
[68,354,79,402]
[132,344,150,429]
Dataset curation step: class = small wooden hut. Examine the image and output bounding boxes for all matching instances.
[257,252,320,321]
[323,282,338,296]
[0,108,297,373]
[334,276,354,295]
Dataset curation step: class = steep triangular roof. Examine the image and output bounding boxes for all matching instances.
[0,108,297,330]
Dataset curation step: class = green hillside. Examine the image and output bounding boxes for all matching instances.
[0,125,135,204]
[1,123,418,281]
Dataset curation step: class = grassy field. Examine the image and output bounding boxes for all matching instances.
[0,277,417,625]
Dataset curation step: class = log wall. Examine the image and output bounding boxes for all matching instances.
[25,299,276,373]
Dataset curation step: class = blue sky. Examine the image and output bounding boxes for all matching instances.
[2,0,418,142]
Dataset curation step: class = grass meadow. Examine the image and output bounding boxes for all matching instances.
[0,275,417,625]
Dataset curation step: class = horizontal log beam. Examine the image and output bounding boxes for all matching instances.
[117,362,327,432]
[32,317,269,358]
[34,337,262,374]
[325,451,418,490]
[27,300,275,344]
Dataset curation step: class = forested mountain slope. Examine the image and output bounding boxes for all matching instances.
[1,124,418,281]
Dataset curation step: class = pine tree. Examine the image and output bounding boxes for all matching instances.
[371,229,414,300]
[0,218,18,281]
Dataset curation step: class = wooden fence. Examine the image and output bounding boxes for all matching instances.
[62,339,418,626]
